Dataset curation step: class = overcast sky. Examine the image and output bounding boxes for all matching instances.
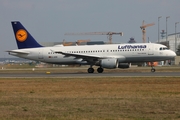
[0,0,180,58]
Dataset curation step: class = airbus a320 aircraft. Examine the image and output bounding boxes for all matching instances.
[7,21,176,73]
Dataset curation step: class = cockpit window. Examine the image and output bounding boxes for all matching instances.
[159,47,169,50]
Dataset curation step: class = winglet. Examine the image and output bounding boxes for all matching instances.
[11,21,43,49]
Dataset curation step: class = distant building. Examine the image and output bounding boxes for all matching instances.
[160,30,166,39]
[128,37,136,43]
[159,32,180,52]
[87,41,105,45]
[40,42,63,47]
[40,41,105,47]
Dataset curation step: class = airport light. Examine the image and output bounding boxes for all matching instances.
[175,22,179,52]
[158,16,162,43]
[166,16,170,47]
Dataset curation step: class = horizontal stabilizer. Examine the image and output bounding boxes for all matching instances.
[6,50,30,54]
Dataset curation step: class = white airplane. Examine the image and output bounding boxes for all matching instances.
[7,21,176,73]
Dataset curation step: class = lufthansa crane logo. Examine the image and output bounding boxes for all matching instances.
[16,29,27,42]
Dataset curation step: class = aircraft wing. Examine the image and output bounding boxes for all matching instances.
[54,50,123,63]
[55,51,101,59]
[6,50,30,54]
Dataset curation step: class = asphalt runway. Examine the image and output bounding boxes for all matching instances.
[0,72,180,78]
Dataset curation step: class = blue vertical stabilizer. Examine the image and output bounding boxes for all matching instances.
[11,21,43,49]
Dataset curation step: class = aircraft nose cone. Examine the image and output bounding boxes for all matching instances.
[171,51,176,57]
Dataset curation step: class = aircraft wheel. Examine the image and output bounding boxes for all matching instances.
[97,67,104,73]
[151,68,156,72]
[88,68,94,73]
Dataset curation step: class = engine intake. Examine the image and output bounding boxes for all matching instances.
[100,58,118,69]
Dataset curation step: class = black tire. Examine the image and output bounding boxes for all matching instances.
[151,68,156,72]
[97,67,104,73]
[88,68,94,73]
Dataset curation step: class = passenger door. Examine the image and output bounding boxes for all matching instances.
[148,44,154,55]
[38,49,44,59]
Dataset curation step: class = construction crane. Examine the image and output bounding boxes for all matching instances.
[76,39,91,45]
[62,39,73,46]
[64,32,123,44]
[140,20,155,43]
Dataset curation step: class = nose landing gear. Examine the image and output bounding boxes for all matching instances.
[150,62,156,72]
[151,67,156,72]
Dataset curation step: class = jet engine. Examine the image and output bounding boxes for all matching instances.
[100,58,118,69]
[118,63,131,69]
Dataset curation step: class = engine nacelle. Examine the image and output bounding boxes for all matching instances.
[118,63,131,69]
[100,58,118,69]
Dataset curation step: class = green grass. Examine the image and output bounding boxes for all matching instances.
[0,77,180,120]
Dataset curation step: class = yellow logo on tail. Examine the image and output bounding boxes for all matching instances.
[16,29,27,42]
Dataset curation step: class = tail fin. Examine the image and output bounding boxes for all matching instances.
[11,21,43,49]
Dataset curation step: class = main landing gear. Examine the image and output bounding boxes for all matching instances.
[87,66,104,73]
[97,67,104,73]
[87,67,94,73]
